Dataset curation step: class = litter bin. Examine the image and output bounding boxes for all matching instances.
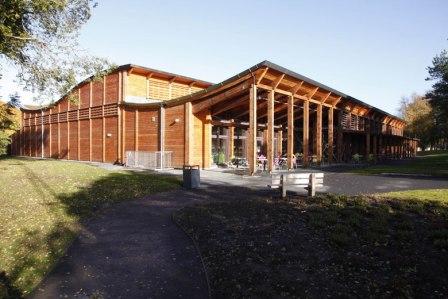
[183,165,200,189]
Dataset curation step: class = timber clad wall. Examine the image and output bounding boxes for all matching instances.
[165,105,185,167]
[15,72,121,163]
[12,67,208,167]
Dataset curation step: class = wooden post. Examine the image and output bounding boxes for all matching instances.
[135,110,139,151]
[316,104,322,164]
[49,116,52,157]
[337,110,343,162]
[248,84,257,175]
[159,106,165,168]
[57,105,60,158]
[373,134,377,161]
[365,119,370,160]
[267,90,274,172]
[277,130,283,157]
[122,108,126,162]
[117,71,123,163]
[287,95,294,169]
[184,101,194,165]
[102,75,106,162]
[203,112,212,168]
[303,100,310,167]
[328,107,334,164]
[228,124,235,160]
[89,81,92,161]
[379,134,383,158]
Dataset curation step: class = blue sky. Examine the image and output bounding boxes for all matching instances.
[1,0,447,115]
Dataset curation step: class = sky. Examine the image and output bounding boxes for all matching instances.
[1,0,447,116]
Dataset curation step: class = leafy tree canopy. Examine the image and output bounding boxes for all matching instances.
[0,94,21,154]
[399,93,435,150]
[0,0,112,103]
[426,48,448,138]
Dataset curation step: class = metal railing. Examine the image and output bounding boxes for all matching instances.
[125,151,172,170]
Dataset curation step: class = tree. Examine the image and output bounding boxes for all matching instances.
[426,48,448,142]
[0,94,21,155]
[0,0,111,103]
[399,93,435,150]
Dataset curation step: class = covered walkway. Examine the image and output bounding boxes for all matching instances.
[175,61,417,174]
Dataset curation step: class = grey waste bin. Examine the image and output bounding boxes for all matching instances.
[183,165,200,189]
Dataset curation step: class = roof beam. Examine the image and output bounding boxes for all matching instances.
[256,83,334,108]
[307,87,319,100]
[192,80,249,114]
[290,81,304,95]
[321,92,331,103]
[212,94,248,116]
[232,99,268,120]
[256,67,269,84]
[272,74,285,90]
[333,96,342,106]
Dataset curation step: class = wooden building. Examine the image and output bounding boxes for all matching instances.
[10,61,418,173]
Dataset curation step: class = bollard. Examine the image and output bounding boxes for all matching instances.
[308,173,316,197]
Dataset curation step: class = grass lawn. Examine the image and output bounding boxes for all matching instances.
[0,157,180,298]
[174,189,448,298]
[351,150,448,176]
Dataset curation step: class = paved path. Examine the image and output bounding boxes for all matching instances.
[31,190,213,299]
[194,169,448,196]
[31,168,448,298]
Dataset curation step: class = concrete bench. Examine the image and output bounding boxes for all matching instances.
[269,173,324,198]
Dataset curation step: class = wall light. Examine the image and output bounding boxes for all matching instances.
[106,133,112,137]
[174,118,180,123]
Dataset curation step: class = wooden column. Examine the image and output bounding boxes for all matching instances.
[267,90,275,172]
[365,119,370,160]
[49,118,52,157]
[379,135,383,157]
[135,110,139,151]
[117,71,123,163]
[184,101,194,165]
[337,110,343,162]
[248,84,257,175]
[277,130,283,156]
[328,107,334,164]
[102,75,106,162]
[203,112,212,168]
[228,124,235,160]
[89,81,93,161]
[303,100,310,167]
[159,106,165,168]
[315,104,322,164]
[373,134,378,160]
[287,95,294,169]
[57,105,60,158]
[121,109,126,162]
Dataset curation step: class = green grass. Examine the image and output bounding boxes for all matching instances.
[0,157,180,298]
[351,150,448,176]
[174,189,448,297]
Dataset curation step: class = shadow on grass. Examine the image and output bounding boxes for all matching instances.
[174,192,448,298]
[1,159,181,298]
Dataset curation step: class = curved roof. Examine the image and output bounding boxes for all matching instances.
[21,64,213,112]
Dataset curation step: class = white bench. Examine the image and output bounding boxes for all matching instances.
[269,173,324,198]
